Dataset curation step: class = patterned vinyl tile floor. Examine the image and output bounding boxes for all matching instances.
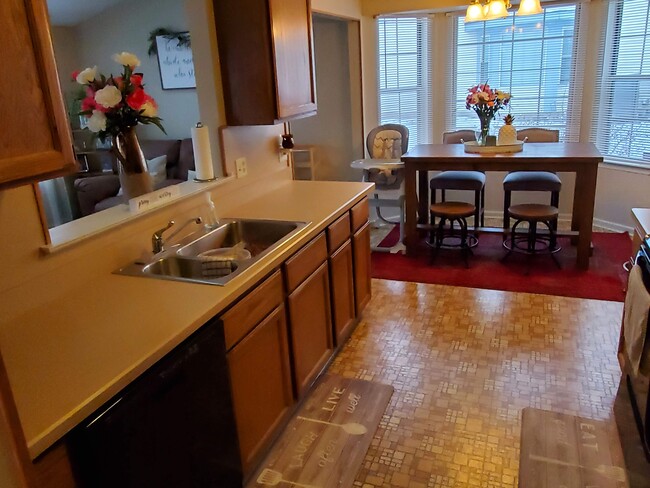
[328,279,650,487]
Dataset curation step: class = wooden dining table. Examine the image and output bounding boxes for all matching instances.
[401,142,603,270]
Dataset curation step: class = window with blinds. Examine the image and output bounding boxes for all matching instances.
[450,4,584,141]
[593,0,650,166]
[377,17,433,146]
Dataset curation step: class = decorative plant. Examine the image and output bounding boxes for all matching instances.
[147,28,191,56]
[466,83,511,144]
[72,52,165,142]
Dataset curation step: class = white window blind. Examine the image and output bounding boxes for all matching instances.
[377,16,433,146]
[593,0,650,166]
[449,4,585,141]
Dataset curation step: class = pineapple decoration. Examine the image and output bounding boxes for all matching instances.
[498,114,517,146]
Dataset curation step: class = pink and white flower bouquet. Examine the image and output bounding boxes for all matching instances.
[72,52,165,141]
[466,83,511,144]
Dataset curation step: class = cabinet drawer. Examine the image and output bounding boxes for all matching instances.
[350,198,369,233]
[221,270,284,350]
[327,212,351,254]
[284,233,327,293]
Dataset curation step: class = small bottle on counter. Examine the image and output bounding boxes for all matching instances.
[204,192,219,228]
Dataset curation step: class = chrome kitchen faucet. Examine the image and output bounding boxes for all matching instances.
[152,217,203,254]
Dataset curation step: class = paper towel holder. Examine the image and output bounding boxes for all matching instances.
[193,122,218,183]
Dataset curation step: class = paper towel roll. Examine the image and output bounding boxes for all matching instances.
[191,123,215,181]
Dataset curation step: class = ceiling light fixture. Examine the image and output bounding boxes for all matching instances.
[465,0,544,23]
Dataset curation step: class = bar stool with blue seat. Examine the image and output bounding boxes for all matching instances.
[502,128,561,232]
[429,130,486,231]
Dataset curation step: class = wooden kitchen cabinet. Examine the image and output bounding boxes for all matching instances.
[632,208,650,262]
[212,0,317,125]
[227,305,294,473]
[287,262,333,396]
[353,222,372,314]
[0,0,76,189]
[329,240,356,345]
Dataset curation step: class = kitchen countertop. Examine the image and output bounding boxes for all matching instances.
[0,180,373,459]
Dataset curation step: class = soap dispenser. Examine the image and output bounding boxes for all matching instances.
[204,192,219,229]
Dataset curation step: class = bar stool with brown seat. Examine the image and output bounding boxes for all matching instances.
[429,201,476,268]
[503,203,561,273]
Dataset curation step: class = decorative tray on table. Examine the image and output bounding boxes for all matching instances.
[464,140,524,154]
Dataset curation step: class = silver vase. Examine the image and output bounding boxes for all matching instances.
[112,127,153,201]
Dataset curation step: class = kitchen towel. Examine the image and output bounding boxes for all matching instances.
[623,264,650,376]
[191,122,215,181]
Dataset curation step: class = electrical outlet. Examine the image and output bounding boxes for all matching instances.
[235,157,248,178]
[279,149,290,166]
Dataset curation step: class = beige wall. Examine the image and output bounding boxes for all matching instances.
[50,26,81,109]
[313,0,362,19]
[362,0,466,16]
[185,0,225,175]
[291,16,361,181]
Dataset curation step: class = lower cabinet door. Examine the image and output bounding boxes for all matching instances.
[288,262,333,396]
[329,240,356,345]
[353,222,372,314]
[227,305,294,473]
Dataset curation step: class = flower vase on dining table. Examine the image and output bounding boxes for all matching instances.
[112,127,153,201]
[476,114,494,146]
[465,82,511,146]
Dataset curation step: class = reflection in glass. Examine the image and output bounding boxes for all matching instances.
[40,0,201,228]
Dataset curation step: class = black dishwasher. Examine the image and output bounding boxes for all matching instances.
[66,319,242,487]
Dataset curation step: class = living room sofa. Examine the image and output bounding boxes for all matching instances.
[74,138,195,216]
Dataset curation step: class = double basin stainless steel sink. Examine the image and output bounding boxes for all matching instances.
[117,218,308,285]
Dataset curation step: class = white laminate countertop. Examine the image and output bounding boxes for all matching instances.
[1,180,373,459]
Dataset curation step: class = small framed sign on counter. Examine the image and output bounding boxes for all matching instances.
[155,34,195,89]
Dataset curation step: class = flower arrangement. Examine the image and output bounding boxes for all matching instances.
[72,52,165,141]
[466,83,511,144]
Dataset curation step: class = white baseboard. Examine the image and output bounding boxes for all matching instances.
[592,218,633,234]
[480,210,632,233]
[372,209,632,234]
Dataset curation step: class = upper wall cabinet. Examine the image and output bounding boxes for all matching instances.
[0,0,76,189]
[213,0,317,126]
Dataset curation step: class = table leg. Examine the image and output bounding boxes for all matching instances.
[574,165,598,270]
[418,170,429,225]
[405,164,418,256]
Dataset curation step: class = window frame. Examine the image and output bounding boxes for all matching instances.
[449,3,583,141]
[593,0,650,168]
[376,16,433,146]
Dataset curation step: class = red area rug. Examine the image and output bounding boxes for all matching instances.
[372,227,631,302]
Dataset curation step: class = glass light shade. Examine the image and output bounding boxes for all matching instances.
[517,0,544,16]
[465,1,486,23]
[484,0,509,20]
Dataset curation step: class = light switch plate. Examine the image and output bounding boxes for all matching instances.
[235,157,248,178]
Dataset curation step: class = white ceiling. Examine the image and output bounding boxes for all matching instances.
[47,0,126,26]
